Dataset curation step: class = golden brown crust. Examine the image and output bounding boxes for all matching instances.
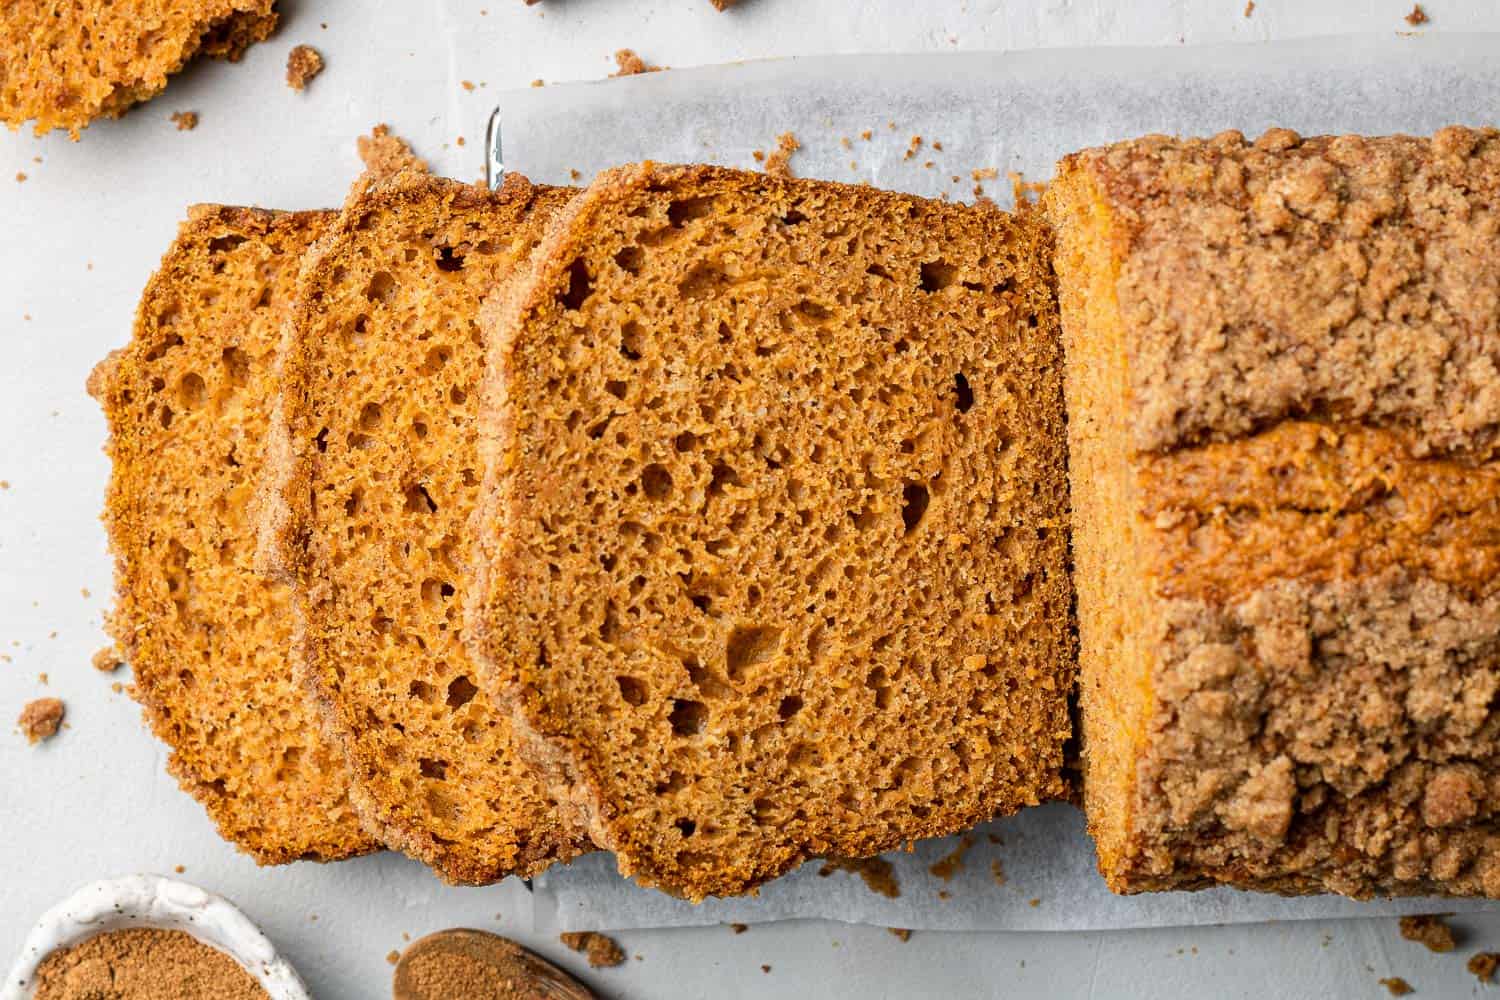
[1049,129,1500,898]
[470,162,1073,900]
[258,173,589,884]
[92,205,377,864]
[1,1,278,138]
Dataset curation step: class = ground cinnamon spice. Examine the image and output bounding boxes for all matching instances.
[30,928,267,1000]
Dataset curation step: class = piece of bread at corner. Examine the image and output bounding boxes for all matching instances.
[257,172,589,884]
[2,1,278,138]
[468,162,1074,900]
[1046,127,1500,898]
[89,205,377,865]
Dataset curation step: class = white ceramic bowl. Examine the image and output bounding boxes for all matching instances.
[1,875,310,1000]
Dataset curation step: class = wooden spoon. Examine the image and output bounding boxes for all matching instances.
[393,928,595,1000]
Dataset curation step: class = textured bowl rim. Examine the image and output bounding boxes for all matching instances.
[0,874,310,1000]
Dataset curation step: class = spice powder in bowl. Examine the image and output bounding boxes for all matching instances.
[31,928,268,1000]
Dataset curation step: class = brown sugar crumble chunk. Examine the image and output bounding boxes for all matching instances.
[1399,915,1457,953]
[762,130,800,177]
[356,124,428,180]
[1469,952,1500,983]
[285,45,324,91]
[818,857,902,899]
[1046,127,1500,899]
[611,49,660,77]
[31,928,267,1000]
[1379,977,1414,997]
[559,932,625,968]
[18,697,64,744]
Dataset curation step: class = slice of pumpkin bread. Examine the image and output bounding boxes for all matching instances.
[469,163,1074,901]
[1046,127,1500,897]
[89,205,376,864]
[2,0,278,138]
[259,173,589,884]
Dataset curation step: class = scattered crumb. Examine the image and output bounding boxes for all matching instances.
[761,965,771,974]
[461,80,476,91]
[762,131,801,178]
[1379,977,1414,997]
[710,0,738,8]
[937,890,951,901]
[730,923,748,934]
[80,588,90,598]
[569,168,582,181]
[929,834,974,881]
[402,933,410,942]
[888,928,911,942]
[1400,915,1457,953]
[1405,4,1429,26]
[1244,0,1255,16]
[860,130,872,141]
[357,124,428,180]
[386,950,400,965]
[972,167,1000,182]
[456,136,466,147]
[170,111,197,131]
[560,932,625,968]
[903,135,923,161]
[92,647,121,673]
[0,480,8,489]
[530,78,545,88]
[1028,898,1041,908]
[18,698,64,744]
[174,864,185,874]
[1009,171,1048,207]
[15,172,26,183]
[1470,952,1500,983]
[990,859,1006,887]
[840,137,852,150]
[286,45,324,91]
[932,140,943,152]
[752,150,766,163]
[818,856,900,898]
[39,672,49,683]
[110,683,123,694]
[612,49,661,77]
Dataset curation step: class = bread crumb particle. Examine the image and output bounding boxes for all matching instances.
[711,0,738,8]
[929,833,974,880]
[1379,977,1413,996]
[990,858,1006,886]
[1405,4,1429,26]
[730,923,747,934]
[818,856,900,897]
[19,697,64,744]
[1469,952,1499,983]
[903,135,922,160]
[174,864,185,874]
[860,130,872,141]
[762,131,800,178]
[612,49,660,77]
[530,78,545,88]
[569,169,582,181]
[888,928,911,942]
[15,172,26,183]
[461,80,476,91]
[1028,897,1041,908]
[386,950,401,965]
[110,682,123,694]
[1244,0,1255,16]
[170,111,197,131]
[1399,915,1456,953]
[559,931,625,968]
[761,964,771,974]
[286,45,324,91]
[357,124,428,180]
[92,647,121,673]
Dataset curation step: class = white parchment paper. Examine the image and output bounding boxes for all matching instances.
[445,35,1500,930]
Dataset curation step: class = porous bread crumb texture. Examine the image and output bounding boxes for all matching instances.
[1,0,278,138]
[470,163,1073,900]
[31,928,268,1000]
[1047,127,1500,898]
[89,205,375,864]
[18,697,64,743]
[285,43,323,91]
[259,174,587,884]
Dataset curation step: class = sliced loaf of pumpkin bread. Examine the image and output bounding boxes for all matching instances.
[469,163,1074,900]
[259,172,589,884]
[90,205,377,864]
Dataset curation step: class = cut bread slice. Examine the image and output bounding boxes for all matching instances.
[469,163,1074,900]
[2,1,278,138]
[1046,127,1500,897]
[89,205,377,864]
[259,173,589,884]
